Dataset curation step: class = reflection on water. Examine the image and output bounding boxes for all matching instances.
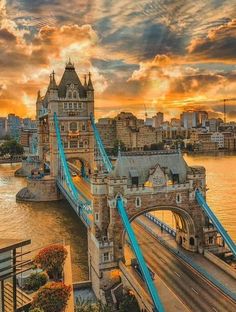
[0,164,88,282]
[154,153,236,242]
[0,153,235,282]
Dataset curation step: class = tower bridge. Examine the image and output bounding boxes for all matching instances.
[18,62,236,312]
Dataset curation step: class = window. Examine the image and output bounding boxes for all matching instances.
[64,141,68,148]
[74,103,78,109]
[135,197,141,208]
[78,103,83,109]
[190,237,195,246]
[82,123,86,131]
[103,252,109,262]
[95,212,99,222]
[69,102,72,109]
[84,140,88,147]
[73,91,77,99]
[209,236,213,244]
[70,140,77,148]
[70,122,77,131]
[68,91,72,99]
[79,141,83,148]
[61,125,65,132]
[176,193,182,204]
[64,103,68,109]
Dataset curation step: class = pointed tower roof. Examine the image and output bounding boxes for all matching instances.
[87,72,94,91]
[84,74,88,89]
[58,61,85,98]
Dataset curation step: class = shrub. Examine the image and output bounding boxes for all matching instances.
[75,297,112,312]
[25,272,48,291]
[30,308,44,312]
[119,293,140,312]
[31,282,71,312]
[34,244,67,280]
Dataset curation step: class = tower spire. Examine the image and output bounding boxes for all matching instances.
[87,72,94,91]
[84,74,88,88]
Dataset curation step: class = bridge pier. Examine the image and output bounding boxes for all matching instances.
[16,176,61,202]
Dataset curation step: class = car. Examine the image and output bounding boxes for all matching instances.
[131,258,155,280]
[71,172,77,177]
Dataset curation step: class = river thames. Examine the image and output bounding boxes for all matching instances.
[0,153,235,281]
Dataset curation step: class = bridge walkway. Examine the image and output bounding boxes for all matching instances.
[123,246,190,312]
[72,176,92,201]
[139,215,236,295]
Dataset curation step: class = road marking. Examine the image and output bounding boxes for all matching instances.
[174,271,181,277]
[211,308,218,312]
[191,287,198,295]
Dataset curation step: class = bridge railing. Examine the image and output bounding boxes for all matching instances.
[137,218,236,302]
[196,190,236,258]
[54,112,92,226]
[145,213,176,237]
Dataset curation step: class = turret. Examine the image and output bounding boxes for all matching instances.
[87,72,94,100]
[84,74,88,89]
[87,72,94,91]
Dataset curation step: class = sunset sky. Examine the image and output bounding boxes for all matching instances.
[1,0,236,120]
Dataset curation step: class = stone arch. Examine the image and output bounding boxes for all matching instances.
[120,204,197,253]
[67,156,91,177]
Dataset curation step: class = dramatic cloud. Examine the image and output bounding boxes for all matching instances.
[1,0,236,119]
[188,19,236,62]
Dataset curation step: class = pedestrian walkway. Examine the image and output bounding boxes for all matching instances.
[138,215,236,294]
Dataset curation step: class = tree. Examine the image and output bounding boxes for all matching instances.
[31,282,71,312]
[34,245,67,281]
[111,140,126,156]
[0,139,24,157]
[150,142,164,150]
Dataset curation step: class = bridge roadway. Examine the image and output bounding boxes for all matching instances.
[72,175,236,311]
[132,220,236,312]
[72,176,92,201]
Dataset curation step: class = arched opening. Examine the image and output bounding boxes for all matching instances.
[120,205,197,264]
[190,237,195,246]
[68,91,72,99]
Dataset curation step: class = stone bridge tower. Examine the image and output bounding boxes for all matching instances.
[88,151,218,298]
[36,61,95,176]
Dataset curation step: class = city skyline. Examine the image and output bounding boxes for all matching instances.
[1,1,236,120]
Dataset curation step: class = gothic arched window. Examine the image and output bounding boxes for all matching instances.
[73,91,77,99]
[68,91,72,99]
[70,122,77,131]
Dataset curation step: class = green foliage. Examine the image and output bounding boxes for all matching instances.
[119,293,140,312]
[75,297,112,312]
[31,282,71,312]
[144,142,164,151]
[29,308,44,312]
[25,272,48,291]
[0,139,24,157]
[34,244,67,281]
[186,143,194,151]
[111,139,126,156]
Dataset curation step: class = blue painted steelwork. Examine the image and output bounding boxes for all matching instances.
[54,112,92,226]
[116,197,164,312]
[196,190,236,257]
[145,213,176,237]
[137,218,236,302]
[90,113,113,173]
